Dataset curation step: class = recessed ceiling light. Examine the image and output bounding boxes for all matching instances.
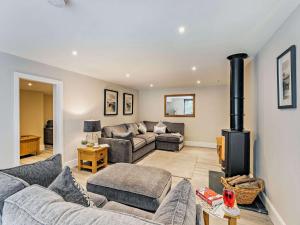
[192,66,197,71]
[28,82,32,87]
[197,80,201,84]
[72,51,78,56]
[126,73,131,78]
[150,84,154,88]
[178,26,185,34]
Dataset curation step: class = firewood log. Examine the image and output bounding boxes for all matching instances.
[230,177,256,186]
[226,175,240,182]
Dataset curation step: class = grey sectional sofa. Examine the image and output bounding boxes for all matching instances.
[100,121,184,163]
[0,154,201,225]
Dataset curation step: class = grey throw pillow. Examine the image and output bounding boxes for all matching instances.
[153,179,196,225]
[48,166,95,207]
[112,131,134,146]
[126,123,139,136]
[1,154,62,188]
[138,122,147,134]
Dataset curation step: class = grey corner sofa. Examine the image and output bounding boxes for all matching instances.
[99,121,185,163]
[0,154,201,225]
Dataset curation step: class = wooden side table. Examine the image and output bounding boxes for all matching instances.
[77,146,108,173]
[197,196,240,225]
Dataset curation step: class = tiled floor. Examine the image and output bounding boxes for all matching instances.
[72,146,273,225]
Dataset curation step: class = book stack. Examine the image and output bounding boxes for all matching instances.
[196,187,223,207]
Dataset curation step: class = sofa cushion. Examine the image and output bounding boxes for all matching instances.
[87,163,172,212]
[136,132,157,144]
[133,137,147,152]
[112,131,134,145]
[103,201,154,220]
[102,124,128,138]
[126,123,139,136]
[143,121,157,132]
[1,154,62,187]
[2,185,162,225]
[0,172,29,217]
[156,133,183,143]
[163,122,185,136]
[48,166,95,207]
[153,179,196,225]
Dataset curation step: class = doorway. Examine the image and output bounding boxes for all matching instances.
[14,72,63,167]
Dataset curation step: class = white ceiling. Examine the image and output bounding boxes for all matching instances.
[20,79,53,95]
[0,0,299,89]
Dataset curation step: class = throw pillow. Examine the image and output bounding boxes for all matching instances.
[156,121,166,127]
[126,123,139,136]
[154,125,166,134]
[138,122,147,134]
[48,166,95,207]
[1,154,62,187]
[153,179,196,225]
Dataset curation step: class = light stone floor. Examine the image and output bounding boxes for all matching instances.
[72,146,273,225]
[20,147,273,225]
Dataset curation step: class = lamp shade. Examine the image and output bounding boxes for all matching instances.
[83,120,101,132]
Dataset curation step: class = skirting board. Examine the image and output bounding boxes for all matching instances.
[64,159,77,168]
[259,192,286,225]
[184,141,216,149]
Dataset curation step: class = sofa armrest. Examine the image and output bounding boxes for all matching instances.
[87,191,108,208]
[99,138,133,163]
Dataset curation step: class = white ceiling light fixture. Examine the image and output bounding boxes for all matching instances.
[197,80,201,84]
[192,66,197,71]
[125,73,131,78]
[72,50,77,56]
[150,84,154,88]
[178,26,185,34]
[28,82,32,87]
[48,0,68,8]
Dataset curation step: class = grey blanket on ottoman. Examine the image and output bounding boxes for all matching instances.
[87,163,172,212]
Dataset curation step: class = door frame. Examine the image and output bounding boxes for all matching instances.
[13,72,64,166]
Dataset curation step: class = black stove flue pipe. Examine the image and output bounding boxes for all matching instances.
[227,53,248,131]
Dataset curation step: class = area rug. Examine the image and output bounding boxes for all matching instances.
[137,150,198,179]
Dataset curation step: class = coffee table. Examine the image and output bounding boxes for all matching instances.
[196,196,240,225]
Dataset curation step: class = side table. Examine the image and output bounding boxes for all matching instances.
[197,197,240,225]
[77,146,108,173]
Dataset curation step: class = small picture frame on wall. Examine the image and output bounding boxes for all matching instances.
[104,89,118,115]
[123,93,134,115]
[277,45,297,109]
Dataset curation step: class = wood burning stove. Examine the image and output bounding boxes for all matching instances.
[222,53,250,177]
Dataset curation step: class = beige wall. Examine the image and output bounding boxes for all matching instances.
[0,51,138,168]
[44,94,53,124]
[20,90,53,146]
[138,86,229,144]
[20,90,44,143]
[253,6,300,225]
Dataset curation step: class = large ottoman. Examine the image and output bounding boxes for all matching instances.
[87,163,172,212]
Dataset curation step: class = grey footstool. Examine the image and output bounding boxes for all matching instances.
[87,163,172,212]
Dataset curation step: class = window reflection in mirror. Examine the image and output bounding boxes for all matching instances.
[164,94,195,117]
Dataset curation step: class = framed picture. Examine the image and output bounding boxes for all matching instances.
[277,45,297,109]
[123,93,134,115]
[104,89,118,115]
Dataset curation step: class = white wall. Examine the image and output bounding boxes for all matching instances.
[254,6,300,225]
[0,51,138,168]
[138,86,229,145]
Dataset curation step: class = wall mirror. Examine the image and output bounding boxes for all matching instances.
[164,94,195,117]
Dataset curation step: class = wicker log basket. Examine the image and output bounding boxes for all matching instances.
[221,177,264,205]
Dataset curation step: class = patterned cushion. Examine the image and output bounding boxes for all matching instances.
[154,126,166,134]
[0,172,29,217]
[132,138,147,152]
[153,179,196,225]
[138,122,147,134]
[126,123,139,136]
[143,121,157,132]
[1,154,62,187]
[48,166,95,207]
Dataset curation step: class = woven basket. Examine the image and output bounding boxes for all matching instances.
[221,177,264,205]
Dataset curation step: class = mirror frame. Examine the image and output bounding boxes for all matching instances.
[164,94,195,117]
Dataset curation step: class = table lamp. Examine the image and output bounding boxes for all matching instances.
[83,120,101,146]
